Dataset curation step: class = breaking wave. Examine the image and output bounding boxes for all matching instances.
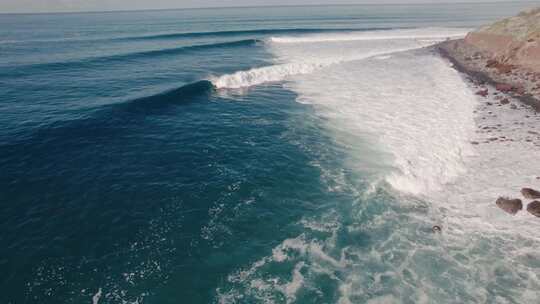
[216,26,540,303]
[210,28,468,89]
[210,62,322,89]
[267,27,467,44]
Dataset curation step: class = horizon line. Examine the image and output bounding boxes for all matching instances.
[0,0,535,16]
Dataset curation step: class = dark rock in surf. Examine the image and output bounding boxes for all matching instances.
[500,98,510,105]
[526,201,540,217]
[476,89,489,97]
[495,197,523,215]
[521,187,540,199]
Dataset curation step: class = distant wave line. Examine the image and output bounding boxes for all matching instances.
[0,80,216,151]
[1,39,260,77]
[0,27,396,45]
[121,27,395,41]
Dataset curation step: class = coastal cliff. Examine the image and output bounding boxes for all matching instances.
[438,7,540,110]
[466,8,540,72]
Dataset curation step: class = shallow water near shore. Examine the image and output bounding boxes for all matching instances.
[1,2,540,304]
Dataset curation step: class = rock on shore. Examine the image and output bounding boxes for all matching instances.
[496,197,523,215]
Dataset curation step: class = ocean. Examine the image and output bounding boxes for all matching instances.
[1,2,540,303]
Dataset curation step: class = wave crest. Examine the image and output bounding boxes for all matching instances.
[209,27,468,89]
[268,27,467,44]
[210,62,323,89]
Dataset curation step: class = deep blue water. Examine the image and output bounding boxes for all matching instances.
[1,3,539,304]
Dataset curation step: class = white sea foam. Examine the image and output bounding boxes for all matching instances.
[92,288,102,304]
[210,62,322,89]
[268,27,467,44]
[281,262,305,303]
[432,84,540,236]
[210,27,468,89]
[216,27,540,303]
[276,40,476,196]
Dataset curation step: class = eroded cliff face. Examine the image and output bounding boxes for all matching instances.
[465,8,540,72]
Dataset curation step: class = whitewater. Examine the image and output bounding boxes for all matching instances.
[212,27,540,303]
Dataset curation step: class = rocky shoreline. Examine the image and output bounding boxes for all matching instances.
[435,43,540,217]
[436,41,540,217]
[435,7,540,111]
[432,7,540,218]
[436,39,540,112]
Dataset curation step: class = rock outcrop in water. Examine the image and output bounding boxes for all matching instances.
[527,201,540,217]
[521,187,540,199]
[495,197,523,215]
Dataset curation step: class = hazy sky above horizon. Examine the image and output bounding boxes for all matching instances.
[0,0,529,13]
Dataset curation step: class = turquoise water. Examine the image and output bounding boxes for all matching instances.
[1,3,539,304]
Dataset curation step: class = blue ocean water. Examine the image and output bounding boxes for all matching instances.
[1,3,539,304]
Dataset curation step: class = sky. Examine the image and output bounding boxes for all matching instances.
[0,0,527,14]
